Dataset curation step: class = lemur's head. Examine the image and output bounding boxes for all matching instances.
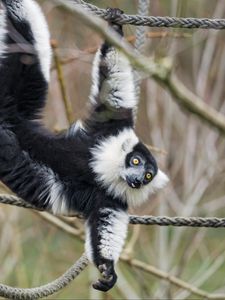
[90,129,169,206]
[122,142,158,189]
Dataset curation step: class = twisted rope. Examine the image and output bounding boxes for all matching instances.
[1,194,225,299]
[0,194,42,211]
[0,254,88,300]
[130,215,225,227]
[135,0,150,54]
[1,194,225,228]
[70,0,225,30]
[134,0,149,97]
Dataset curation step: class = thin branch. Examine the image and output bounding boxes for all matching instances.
[52,40,74,124]
[120,255,225,300]
[35,211,84,241]
[123,225,141,257]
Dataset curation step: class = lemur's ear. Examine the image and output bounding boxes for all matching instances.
[151,169,169,191]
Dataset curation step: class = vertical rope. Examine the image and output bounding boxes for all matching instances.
[134,0,150,98]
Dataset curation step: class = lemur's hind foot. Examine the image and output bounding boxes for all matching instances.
[106,8,124,36]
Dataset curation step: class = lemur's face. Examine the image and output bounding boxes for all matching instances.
[90,129,168,206]
[123,143,158,189]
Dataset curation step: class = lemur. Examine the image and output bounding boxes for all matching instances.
[0,0,168,292]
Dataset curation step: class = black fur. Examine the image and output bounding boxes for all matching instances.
[0,3,158,292]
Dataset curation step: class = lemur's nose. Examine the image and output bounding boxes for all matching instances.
[133,178,142,189]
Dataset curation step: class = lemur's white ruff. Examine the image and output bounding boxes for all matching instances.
[90,129,169,207]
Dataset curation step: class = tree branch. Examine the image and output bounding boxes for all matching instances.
[120,255,225,300]
[55,0,225,136]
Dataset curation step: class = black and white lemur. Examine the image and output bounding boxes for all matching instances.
[0,0,168,292]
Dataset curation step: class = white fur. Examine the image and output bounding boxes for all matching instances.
[85,209,129,263]
[40,168,68,215]
[89,47,137,110]
[90,129,169,206]
[85,225,93,262]
[67,119,85,137]
[0,5,7,60]
[10,0,51,81]
[99,49,137,109]
[89,49,101,104]
[90,128,138,193]
[98,209,128,262]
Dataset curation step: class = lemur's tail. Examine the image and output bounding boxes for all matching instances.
[0,0,51,122]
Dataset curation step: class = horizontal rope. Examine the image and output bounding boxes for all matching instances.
[0,254,88,300]
[1,194,225,228]
[1,194,225,299]
[0,194,42,211]
[130,215,225,228]
[70,0,225,30]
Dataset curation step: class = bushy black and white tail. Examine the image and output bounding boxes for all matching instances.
[0,0,51,121]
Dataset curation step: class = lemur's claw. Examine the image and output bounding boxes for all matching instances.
[93,262,117,292]
[106,8,124,36]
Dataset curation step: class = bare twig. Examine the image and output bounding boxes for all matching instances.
[35,211,84,241]
[52,40,74,124]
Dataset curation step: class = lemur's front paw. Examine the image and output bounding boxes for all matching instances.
[93,261,117,292]
[106,8,124,36]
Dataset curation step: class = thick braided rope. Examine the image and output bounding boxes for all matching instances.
[0,254,88,300]
[135,0,150,53]
[0,194,43,211]
[130,215,225,227]
[1,194,225,228]
[134,0,149,97]
[70,0,225,30]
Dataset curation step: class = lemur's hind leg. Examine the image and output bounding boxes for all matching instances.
[0,0,51,121]
[0,124,68,214]
[106,8,124,36]
[86,7,137,132]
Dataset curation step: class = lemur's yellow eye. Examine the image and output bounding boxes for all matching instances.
[145,173,152,180]
[132,158,140,165]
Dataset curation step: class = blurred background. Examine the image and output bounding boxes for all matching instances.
[1,0,225,299]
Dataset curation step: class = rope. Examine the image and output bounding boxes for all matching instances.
[69,0,225,30]
[130,215,225,227]
[0,194,43,211]
[134,0,150,53]
[1,194,225,228]
[1,198,225,300]
[0,254,88,300]
[134,0,149,97]
[1,2,225,299]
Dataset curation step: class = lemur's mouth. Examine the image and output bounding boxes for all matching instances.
[126,177,142,189]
